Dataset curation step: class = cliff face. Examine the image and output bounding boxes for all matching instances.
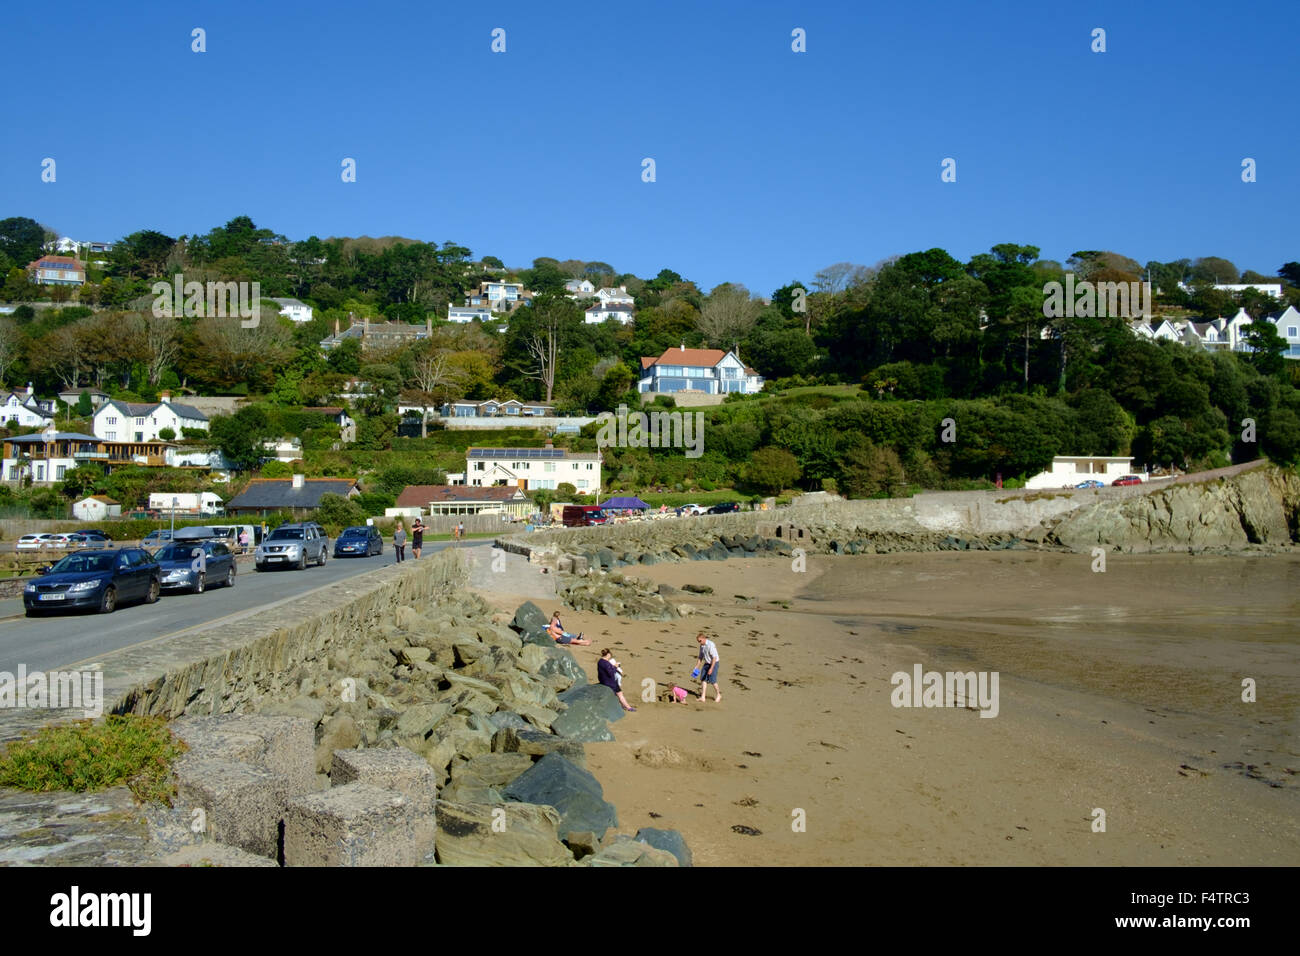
[1050,466,1300,552]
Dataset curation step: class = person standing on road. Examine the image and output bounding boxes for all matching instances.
[456,521,465,543]
[696,632,721,703]
[238,529,249,554]
[411,518,424,559]
[393,521,406,563]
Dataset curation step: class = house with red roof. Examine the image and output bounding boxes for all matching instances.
[638,344,764,397]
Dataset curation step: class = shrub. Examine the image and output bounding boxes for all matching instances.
[157,427,175,441]
[181,427,206,439]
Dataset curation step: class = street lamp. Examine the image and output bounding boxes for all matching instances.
[170,496,178,539]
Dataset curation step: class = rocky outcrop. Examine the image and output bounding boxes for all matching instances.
[1050,467,1300,552]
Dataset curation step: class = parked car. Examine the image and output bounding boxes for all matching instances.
[706,502,740,514]
[1111,475,1143,486]
[675,504,706,516]
[255,522,329,570]
[561,505,606,527]
[142,530,173,548]
[154,539,236,593]
[16,533,63,551]
[23,547,161,615]
[334,526,382,557]
[64,531,112,549]
[1074,480,1104,489]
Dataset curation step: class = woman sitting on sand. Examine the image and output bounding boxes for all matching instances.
[598,649,635,711]
[548,612,591,646]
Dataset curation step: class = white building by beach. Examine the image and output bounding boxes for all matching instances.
[1024,456,1140,490]
[462,442,601,492]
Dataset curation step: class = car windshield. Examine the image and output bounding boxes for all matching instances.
[49,553,116,574]
[269,529,303,540]
[340,528,367,537]
[155,543,208,561]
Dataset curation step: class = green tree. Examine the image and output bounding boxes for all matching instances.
[1242,320,1287,376]
[76,391,94,418]
[314,493,367,534]
[840,441,906,497]
[743,447,800,495]
[0,217,47,270]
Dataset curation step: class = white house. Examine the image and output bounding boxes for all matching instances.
[1,385,54,428]
[72,495,121,521]
[1272,304,1300,358]
[57,386,111,410]
[466,281,532,313]
[565,278,596,298]
[27,256,85,286]
[271,298,313,323]
[584,302,635,325]
[638,345,764,396]
[93,392,209,443]
[441,399,555,418]
[595,285,634,306]
[1024,456,1139,490]
[1178,282,1283,299]
[465,442,601,492]
[447,304,494,323]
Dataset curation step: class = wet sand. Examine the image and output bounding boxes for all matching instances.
[476,551,1300,865]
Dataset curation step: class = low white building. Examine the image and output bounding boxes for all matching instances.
[465,442,601,492]
[1178,282,1283,299]
[271,298,314,323]
[595,285,634,306]
[1024,456,1139,490]
[585,302,635,324]
[448,304,494,323]
[565,278,596,298]
[72,495,121,521]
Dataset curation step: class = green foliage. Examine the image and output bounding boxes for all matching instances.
[75,391,94,417]
[157,427,176,441]
[744,447,801,495]
[0,715,188,806]
[314,493,368,533]
[260,460,292,478]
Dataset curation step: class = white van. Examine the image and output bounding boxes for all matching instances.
[208,524,257,551]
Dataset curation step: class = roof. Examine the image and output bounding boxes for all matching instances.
[467,446,601,461]
[303,406,347,417]
[5,432,98,443]
[226,478,357,510]
[396,484,526,508]
[99,398,208,421]
[645,347,728,367]
[90,495,119,504]
[271,298,309,307]
[58,386,110,396]
[28,256,84,268]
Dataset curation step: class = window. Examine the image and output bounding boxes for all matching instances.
[36,465,44,481]
[577,480,588,490]
[56,465,65,479]
[586,463,593,470]
[106,416,117,425]
[106,431,115,441]
[473,462,485,471]
[544,462,555,473]
[1289,327,1298,337]
[135,417,145,426]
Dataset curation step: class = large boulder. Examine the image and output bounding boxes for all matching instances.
[502,753,618,840]
[634,827,693,867]
[509,601,550,637]
[585,835,679,867]
[537,645,588,690]
[435,801,573,867]
[551,683,624,742]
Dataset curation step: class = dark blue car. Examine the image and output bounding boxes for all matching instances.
[154,539,236,593]
[23,548,161,616]
[334,526,383,558]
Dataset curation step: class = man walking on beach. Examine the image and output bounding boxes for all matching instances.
[696,632,721,703]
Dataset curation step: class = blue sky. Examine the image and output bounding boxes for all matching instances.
[2,0,1295,294]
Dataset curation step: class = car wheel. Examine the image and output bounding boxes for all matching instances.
[255,561,265,572]
[99,586,117,614]
[298,552,306,570]
[193,573,205,595]
[25,608,43,618]
[318,548,327,566]
[225,566,236,588]
[145,578,160,604]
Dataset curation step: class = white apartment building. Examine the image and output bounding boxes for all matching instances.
[93,392,209,443]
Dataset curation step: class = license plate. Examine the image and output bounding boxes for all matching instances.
[39,593,66,601]
[267,555,284,561]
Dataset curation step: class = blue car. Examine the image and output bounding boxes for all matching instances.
[1074,479,1104,489]
[154,539,237,593]
[334,526,383,557]
[24,548,161,616]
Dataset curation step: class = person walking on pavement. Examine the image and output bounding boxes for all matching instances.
[411,518,424,559]
[393,521,407,563]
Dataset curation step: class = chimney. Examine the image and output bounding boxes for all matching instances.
[544,438,553,449]
[26,382,34,399]
[679,342,685,352]
[347,311,355,328]
[159,390,171,403]
[334,317,340,336]
[426,315,432,336]
[292,473,305,489]
[363,316,370,333]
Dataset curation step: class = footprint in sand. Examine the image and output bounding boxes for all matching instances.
[743,751,762,757]
[735,796,759,807]
[731,825,762,836]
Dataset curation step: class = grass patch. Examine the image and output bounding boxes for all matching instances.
[0,715,188,805]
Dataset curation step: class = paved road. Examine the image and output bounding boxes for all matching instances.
[0,540,488,674]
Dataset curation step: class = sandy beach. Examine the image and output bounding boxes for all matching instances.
[475,550,1300,866]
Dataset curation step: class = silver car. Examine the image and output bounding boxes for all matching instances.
[254,522,328,570]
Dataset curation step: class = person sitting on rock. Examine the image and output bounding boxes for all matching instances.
[548,611,590,646]
[598,649,635,711]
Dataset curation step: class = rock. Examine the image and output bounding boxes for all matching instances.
[638,553,659,565]
[395,702,453,739]
[435,801,572,867]
[594,547,616,569]
[330,747,439,811]
[485,711,530,733]
[492,727,587,767]
[658,584,679,596]
[682,584,713,595]
[502,753,618,840]
[451,752,534,788]
[634,827,693,867]
[551,684,624,742]
[509,601,550,636]
[260,695,326,727]
[565,830,601,860]
[743,535,762,552]
[536,645,588,691]
[584,835,678,867]
[315,714,362,773]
